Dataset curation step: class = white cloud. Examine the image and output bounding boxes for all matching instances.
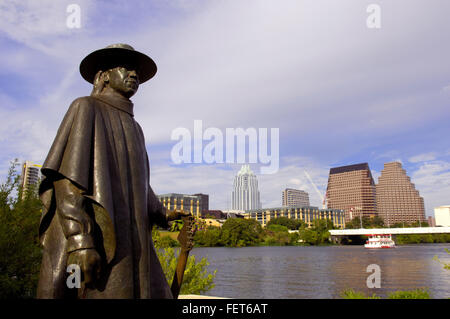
[411,160,450,216]
[149,155,329,211]
[1,0,450,216]
[408,152,437,163]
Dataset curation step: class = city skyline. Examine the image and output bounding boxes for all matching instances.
[13,157,446,220]
[0,1,449,217]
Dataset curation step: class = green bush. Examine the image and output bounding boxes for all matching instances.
[220,218,263,247]
[194,227,223,247]
[266,217,305,230]
[297,219,333,245]
[152,228,216,295]
[340,289,380,299]
[263,231,291,246]
[345,216,385,229]
[396,234,450,244]
[387,289,430,299]
[0,160,42,299]
[340,288,431,299]
[157,235,180,248]
[299,228,319,245]
[266,224,289,233]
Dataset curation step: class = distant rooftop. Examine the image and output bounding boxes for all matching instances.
[245,206,344,213]
[237,164,255,176]
[329,163,370,175]
[157,193,201,198]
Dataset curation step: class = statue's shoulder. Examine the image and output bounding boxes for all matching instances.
[67,96,97,113]
[70,95,96,106]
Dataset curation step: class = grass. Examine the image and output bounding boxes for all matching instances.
[340,288,431,299]
[159,230,179,241]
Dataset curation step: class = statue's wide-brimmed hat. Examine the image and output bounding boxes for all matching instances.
[79,43,157,84]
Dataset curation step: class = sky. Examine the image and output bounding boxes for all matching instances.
[0,0,449,217]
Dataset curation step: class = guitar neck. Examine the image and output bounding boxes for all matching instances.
[171,248,191,299]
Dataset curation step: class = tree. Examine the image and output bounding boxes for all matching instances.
[266,217,305,230]
[263,224,291,246]
[298,219,334,245]
[220,218,263,247]
[409,221,429,227]
[299,228,318,245]
[0,160,42,298]
[371,216,385,228]
[391,221,429,228]
[194,227,223,247]
[345,216,385,229]
[266,224,289,233]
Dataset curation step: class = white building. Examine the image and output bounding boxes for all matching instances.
[434,206,450,227]
[282,188,310,207]
[21,161,42,198]
[231,165,261,211]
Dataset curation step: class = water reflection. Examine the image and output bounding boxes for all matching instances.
[190,244,450,299]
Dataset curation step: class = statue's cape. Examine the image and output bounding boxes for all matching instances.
[38,94,172,298]
[39,95,119,264]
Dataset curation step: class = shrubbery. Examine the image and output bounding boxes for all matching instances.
[396,234,450,244]
[192,217,337,247]
[0,160,42,299]
[341,288,431,299]
[152,228,216,295]
[266,217,305,230]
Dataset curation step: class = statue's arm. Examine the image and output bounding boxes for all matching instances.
[148,185,191,230]
[54,178,95,252]
[148,185,170,229]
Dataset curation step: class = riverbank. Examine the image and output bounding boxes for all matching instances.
[159,229,450,248]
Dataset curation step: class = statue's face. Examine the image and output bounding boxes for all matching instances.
[107,66,139,98]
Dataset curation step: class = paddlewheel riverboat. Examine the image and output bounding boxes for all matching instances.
[364,234,396,249]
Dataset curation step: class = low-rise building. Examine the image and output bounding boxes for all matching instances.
[243,206,345,228]
[434,206,450,227]
[157,193,208,218]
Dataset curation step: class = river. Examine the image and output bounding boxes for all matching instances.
[189,244,450,299]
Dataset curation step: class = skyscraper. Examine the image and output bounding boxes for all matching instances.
[21,161,42,198]
[326,163,377,222]
[376,162,425,226]
[282,188,310,207]
[231,165,261,210]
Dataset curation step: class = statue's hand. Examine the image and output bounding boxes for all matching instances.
[67,248,102,285]
[167,209,191,221]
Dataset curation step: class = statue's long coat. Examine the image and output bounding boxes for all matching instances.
[37,93,173,298]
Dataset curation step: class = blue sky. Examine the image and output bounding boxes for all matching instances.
[0,0,449,216]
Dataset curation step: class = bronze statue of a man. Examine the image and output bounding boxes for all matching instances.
[37,44,184,298]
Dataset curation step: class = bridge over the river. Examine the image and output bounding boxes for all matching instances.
[329,227,450,237]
